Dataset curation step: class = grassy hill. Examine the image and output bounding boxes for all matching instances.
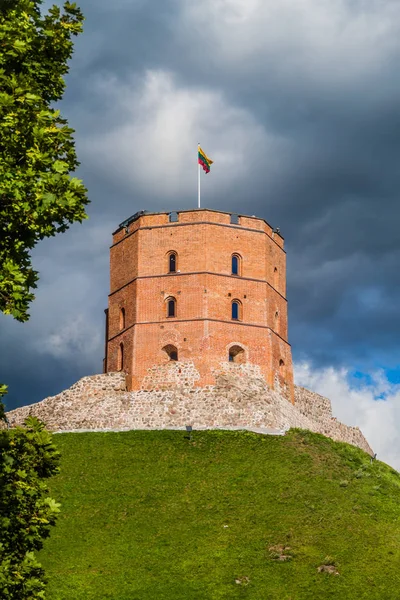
[39,429,400,600]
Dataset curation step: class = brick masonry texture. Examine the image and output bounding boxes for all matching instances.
[3,366,373,456]
[105,209,294,402]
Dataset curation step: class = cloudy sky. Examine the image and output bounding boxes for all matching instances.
[2,0,400,468]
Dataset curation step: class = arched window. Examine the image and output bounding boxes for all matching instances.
[163,344,178,361]
[229,345,245,363]
[117,342,124,371]
[169,252,177,273]
[119,307,125,330]
[231,254,241,276]
[279,359,285,377]
[166,297,176,318]
[231,300,241,321]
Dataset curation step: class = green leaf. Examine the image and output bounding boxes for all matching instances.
[41,192,56,207]
[52,160,68,174]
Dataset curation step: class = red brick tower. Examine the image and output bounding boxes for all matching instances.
[103,209,294,402]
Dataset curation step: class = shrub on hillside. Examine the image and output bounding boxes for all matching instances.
[0,416,61,599]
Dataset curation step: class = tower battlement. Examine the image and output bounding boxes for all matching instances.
[103,208,294,402]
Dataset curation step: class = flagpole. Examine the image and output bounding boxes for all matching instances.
[198,143,201,208]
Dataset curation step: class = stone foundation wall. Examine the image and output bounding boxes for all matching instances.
[141,361,200,390]
[3,366,373,456]
[294,386,372,454]
[295,386,333,424]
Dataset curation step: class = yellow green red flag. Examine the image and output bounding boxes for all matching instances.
[198,146,213,174]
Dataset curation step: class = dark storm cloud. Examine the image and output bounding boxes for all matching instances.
[2,0,400,409]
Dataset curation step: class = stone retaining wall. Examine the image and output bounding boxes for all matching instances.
[3,366,373,455]
[294,386,372,454]
[295,386,333,423]
[141,361,200,390]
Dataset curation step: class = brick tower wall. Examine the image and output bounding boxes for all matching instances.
[104,209,294,402]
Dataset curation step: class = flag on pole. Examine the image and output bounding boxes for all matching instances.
[198,146,213,174]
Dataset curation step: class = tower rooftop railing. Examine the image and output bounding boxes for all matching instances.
[114,207,283,240]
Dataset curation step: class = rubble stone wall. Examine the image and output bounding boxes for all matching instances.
[294,386,372,455]
[141,361,201,390]
[294,386,333,423]
[3,366,373,456]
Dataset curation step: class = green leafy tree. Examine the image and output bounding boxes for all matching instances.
[0,0,88,322]
[0,0,88,597]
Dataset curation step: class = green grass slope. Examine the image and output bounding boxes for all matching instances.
[39,430,400,600]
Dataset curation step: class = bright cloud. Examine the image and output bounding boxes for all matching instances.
[180,0,400,86]
[81,69,291,199]
[295,362,400,471]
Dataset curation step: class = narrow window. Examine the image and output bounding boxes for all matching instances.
[232,254,239,275]
[169,211,178,222]
[274,267,278,288]
[169,252,177,273]
[163,344,178,361]
[229,345,245,363]
[117,342,124,371]
[119,307,125,330]
[275,310,280,333]
[167,297,176,318]
[232,300,240,320]
[279,359,285,376]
